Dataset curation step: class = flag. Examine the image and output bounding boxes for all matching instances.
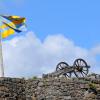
[0,15,26,39]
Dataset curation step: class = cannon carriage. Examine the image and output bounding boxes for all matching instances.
[43,58,90,78]
[56,58,90,78]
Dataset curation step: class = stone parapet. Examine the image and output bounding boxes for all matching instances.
[0,77,100,100]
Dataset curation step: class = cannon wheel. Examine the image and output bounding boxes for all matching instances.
[73,58,89,78]
[56,62,71,78]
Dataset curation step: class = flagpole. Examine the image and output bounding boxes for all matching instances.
[0,30,4,77]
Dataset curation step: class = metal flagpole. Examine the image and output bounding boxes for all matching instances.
[0,28,4,77]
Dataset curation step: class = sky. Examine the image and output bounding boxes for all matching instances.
[0,0,100,78]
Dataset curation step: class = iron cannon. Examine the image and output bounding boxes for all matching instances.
[56,58,90,78]
[43,58,90,78]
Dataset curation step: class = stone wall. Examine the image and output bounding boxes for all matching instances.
[25,77,100,100]
[0,77,100,100]
[0,77,26,100]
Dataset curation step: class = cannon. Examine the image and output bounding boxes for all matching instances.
[56,58,90,78]
[43,58,90,78]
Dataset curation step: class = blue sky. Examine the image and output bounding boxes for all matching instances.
[0,0,100,48]
[0,0,100,77]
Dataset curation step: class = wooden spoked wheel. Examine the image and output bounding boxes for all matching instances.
[73,58,89,78]
[56,62,71,78]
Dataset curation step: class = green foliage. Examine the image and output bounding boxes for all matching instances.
[31,76,38,80]
[89,83,96,89]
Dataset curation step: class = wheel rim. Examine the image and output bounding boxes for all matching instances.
[73,58,89,78]
[56,62,71,78]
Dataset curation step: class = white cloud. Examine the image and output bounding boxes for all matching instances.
[91,45,100,56]
[1,32,100,78]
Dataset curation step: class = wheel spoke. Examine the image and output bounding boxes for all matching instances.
[82,71,87,75]
[65,73,71,77]
[80,60,82,65]
[77,61,80,66]
[81,72,84,77]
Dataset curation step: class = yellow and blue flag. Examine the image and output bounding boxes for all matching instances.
[0,15,26,39]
